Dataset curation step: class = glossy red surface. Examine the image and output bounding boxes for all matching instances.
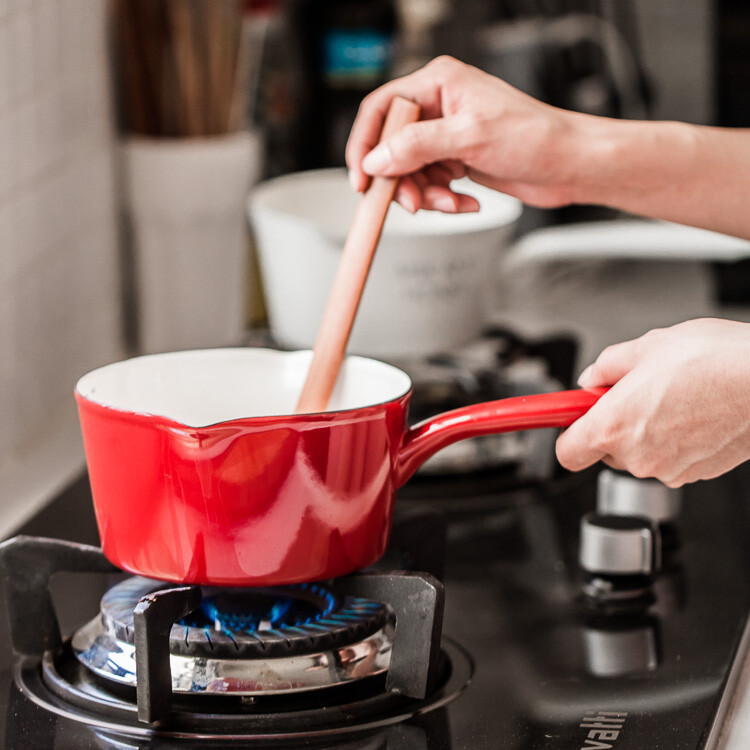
[76,367,605,586]
[75,394,410,586]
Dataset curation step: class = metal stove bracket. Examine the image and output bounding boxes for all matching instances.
[133,585,202,726]
[389,506,446,582]
[334,571,445,701]
[0,535,117,656]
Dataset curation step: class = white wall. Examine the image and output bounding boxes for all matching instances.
[0,0,123,532]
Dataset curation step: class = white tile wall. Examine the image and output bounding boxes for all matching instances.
[0,0,123,531]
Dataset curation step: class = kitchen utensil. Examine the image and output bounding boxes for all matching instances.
[297,95,420,413]
[75,348,605,587]
[113,0,245,137]
[248,171,522,360]
[124,131,263,354]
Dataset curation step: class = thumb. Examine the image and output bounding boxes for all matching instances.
[578,339,639,388]
[362,118,462,177]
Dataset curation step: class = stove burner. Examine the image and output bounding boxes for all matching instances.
[92,577,389,657]
[186,583,339,639]
[16,638,472,742]
[72,577,394,695]
[196,589,304,630]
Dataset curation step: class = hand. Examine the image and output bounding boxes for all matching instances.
[555,319,750,487]
[348,57,750,238]
[346,56,588,214]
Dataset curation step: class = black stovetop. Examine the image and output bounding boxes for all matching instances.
[2,463,750,749]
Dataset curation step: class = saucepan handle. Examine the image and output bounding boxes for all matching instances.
[395,387,608,488]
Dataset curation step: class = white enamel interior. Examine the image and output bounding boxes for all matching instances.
[75,349,412,426]
[249,169,523,239]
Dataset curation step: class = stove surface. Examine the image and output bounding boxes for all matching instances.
[2,463,750,749]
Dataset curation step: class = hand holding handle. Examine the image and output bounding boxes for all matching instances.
[296,96,421,414]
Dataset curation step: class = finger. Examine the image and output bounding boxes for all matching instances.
[424,163,457,188]
[455,193,481,212]
[410,163,478,211]
[346,71,447,191]
[422,185,480,213]
[423,184,459,212]
[600,455,627,472]
[361,117,467,178]
[555,412,608,472]
[441,159,469,181]
[577,338,641,388]
[346,86,403,191]
[394,176,422,213]
[410,170,431,191]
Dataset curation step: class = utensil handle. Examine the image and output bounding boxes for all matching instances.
[395,387,608,487]
[296,96,421,414]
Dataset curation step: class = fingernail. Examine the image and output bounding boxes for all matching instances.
[577,365,594,387]
[348,170,361,192]
[362,144,392,174]
[433,195,457,212]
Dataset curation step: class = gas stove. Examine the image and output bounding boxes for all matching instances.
[1,519,469,743]
[1,460,750,749]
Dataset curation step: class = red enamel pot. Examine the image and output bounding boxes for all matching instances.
[75,348,605,587]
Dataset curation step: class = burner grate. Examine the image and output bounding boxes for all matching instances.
[95,577,391,659]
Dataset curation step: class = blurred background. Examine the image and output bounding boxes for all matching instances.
[1,0,749,532]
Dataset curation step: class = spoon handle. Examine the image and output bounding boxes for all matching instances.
[296,96,421,414]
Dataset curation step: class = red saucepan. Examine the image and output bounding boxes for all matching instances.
[75,348,605,587]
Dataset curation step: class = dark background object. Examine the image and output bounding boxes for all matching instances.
[292,0,398,168]
[717,0,750,127]
[713,0,750,304]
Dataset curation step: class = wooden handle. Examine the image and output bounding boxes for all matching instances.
[296,96,421,413]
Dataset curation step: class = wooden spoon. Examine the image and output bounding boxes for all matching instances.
[295,96,421,413]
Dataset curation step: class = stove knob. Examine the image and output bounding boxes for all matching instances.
[579,513,660,577]
[597,469,682,524]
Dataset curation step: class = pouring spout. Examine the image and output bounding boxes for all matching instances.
[394,387,608,488]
